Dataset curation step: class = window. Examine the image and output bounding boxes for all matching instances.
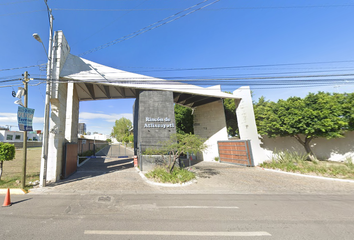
[6,135,13,140]
[15,135,21,140]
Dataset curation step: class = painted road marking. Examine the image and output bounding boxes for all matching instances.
[84,230,271,237]
[159,206,239,209]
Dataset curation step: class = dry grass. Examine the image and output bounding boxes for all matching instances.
[260,151,354,180]
[0,147,41,189]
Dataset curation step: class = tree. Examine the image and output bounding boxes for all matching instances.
[254,92,349,158]
[339,92,354,131]
[145,133,206,173]
[0,142,15,180]
[128,134,134,143]
[174,104,194,134]
[122,135,129,145]
[112,117,132,142]
[223,92,238,137]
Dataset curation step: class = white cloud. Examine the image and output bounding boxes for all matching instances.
[0,113,17,123]
[0,113,43,124]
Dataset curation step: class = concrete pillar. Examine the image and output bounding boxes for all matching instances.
[65,82,79,143]
[233,86,265,165]
[193,100,228,162]
[136,91,176,171]
[46,31,71,182]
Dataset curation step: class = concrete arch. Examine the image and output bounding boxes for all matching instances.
[41,31,264,183]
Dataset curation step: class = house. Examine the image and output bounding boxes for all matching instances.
[0,129,43,142]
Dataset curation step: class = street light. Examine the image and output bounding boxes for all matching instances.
[33,31,53,188]
[32,33,48,60]
[32,33,42,43]
[32,0,54,188]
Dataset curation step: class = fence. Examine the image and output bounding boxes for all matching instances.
[77,138,109,156]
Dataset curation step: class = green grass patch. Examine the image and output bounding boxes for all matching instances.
[145,167,196,184]
[260,151,354,180]
[0,147,41,190]
[0,173,40,191]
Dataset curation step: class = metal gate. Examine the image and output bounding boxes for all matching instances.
[217,140,254,167]
[63,143,78,178]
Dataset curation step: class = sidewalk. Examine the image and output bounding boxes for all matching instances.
[29,156,354,195]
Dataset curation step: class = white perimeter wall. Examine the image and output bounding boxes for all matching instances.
[261,131,354,162]
[234,86,265,166]
[193,100,228,162]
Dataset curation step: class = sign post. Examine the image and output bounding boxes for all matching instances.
[18,71,35,189]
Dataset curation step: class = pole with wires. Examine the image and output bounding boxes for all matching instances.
[39,1,54,187]
[21,71,30,189]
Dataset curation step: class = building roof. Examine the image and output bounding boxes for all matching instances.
[59,54,240,108]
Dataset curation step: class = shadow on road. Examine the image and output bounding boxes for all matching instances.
[51,144,135,187]
[53,157,134,186]
[11,198,32,205]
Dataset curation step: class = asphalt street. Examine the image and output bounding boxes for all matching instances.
[1,144,354,239]
[1,194,354,240]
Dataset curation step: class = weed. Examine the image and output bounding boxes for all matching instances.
[344,157,354,169]
[260,150,354,180]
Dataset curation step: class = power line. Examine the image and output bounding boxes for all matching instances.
[1,77,353,90]
[53,5,354,12]
[23,75,354,85]
[71,0,149,47]
[1,59,353,76]
[0,63,45,72]
[78,0,221,56]
[125,60,354,73]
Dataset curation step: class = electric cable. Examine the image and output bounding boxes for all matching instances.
[53,5,354,12]
[78,0,220,56]
[70,0,149,47]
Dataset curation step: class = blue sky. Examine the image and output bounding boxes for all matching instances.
[1,0,354,135]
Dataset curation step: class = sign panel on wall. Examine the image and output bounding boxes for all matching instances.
[17,106,35,131]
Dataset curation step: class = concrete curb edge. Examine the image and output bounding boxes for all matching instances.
[0,188,27,195]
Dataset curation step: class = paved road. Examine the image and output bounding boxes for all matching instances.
[96,143,134,157]
[1,194,354,239]
[30,156,354,195]
[2,146,354,239]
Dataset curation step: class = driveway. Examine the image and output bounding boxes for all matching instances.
[29,156,354,195]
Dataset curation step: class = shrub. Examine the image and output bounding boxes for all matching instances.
[145,167,195,184]
[0,142,16,180]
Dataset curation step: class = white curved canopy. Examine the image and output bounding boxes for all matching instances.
[60,54,240,107]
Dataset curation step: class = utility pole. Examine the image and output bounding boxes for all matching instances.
[39,2,54,187]
[21,71,30,189]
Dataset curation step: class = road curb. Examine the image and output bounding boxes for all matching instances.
[259,167,354,183]
[135,167,196,187]
[0,188,27,195]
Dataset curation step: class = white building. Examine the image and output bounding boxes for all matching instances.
[0,130,43,142]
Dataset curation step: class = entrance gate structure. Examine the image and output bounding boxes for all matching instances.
[40,31,265,184]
